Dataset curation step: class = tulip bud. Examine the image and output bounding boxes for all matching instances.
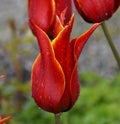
[28,0,72,36]
[74,0,120,23]
[28,0,55,33]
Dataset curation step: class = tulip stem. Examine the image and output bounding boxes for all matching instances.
[101,22,120,69]
[55,113,61,124]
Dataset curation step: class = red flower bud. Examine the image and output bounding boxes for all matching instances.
[31,15,100,113]
[28,0,72,36]
[28,0,55,33]
[74,0,120,23]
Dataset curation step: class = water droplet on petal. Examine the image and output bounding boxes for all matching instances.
[48,96,51,101]
[105,12,108,16]
[39,95,42,99]
[46,51,50,56]
[41,83,44,88]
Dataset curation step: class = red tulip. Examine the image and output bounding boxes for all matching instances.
[74,0,120,23]
[28,0,72,37]
[31,14,100,113]
[0,116,12,124]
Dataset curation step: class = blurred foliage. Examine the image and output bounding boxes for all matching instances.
[0,71,120,124]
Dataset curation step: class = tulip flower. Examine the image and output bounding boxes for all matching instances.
[0,116,12,124]
[74,0,120,23]
[31,14,100,113]
[28,0,72,37]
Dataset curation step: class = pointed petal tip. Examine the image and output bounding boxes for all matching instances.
[74,22,101,59]
[93,22,102,27]
[67,13,75,27]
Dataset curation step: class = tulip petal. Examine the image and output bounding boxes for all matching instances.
[28,0,55,33]
[69,23,101,108]
[112,0,120,11]
[52,15,75,85]
[57,43,77,111]
[31,23,65,113]
[73,0,92,22]
[82,0,114,22]
[52,15,76,111]
[52,14,74,69]
[52,16,64,38]
[72,23,101,60]
[70,62,80,106]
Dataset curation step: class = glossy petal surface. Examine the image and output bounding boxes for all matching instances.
[31,23,65,113]
[30,10,100,113]
[74,0,120,22]
[28,0,55,33]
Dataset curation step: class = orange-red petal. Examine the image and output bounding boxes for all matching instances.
[31,23,65,113]
[52,15,78,111]
[72,23,101,60]
[70,62,80,106]
[69,23,101,107]
[52,16,64,38]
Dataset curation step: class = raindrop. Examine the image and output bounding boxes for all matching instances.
[105,12,108,16]
[41,83,44,88]
[77,46,81,52]
[46,51,50,56]
[48,96,51,100]
[39,95,42,99]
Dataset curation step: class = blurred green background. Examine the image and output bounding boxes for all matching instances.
[0,1,120,124]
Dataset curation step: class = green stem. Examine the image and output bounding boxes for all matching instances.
[101,22,120,69]
[55,113,61,124]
